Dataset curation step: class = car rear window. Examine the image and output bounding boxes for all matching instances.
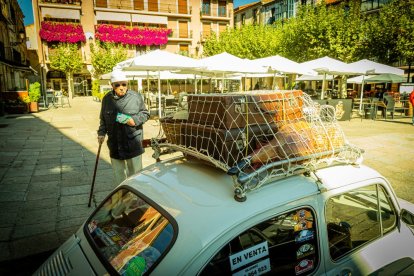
[325,184,397,260]
[200,207,319,275]
[85,188,176,275]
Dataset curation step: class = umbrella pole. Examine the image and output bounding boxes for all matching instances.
[200,74,203,94]
[158,71,162,119]
[321,73,326,100]
[359,75,365,113]
[221,73,224,93]
[146,71,150,108]
[194,75,197,94]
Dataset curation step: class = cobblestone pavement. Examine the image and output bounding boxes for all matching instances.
[0,96,413,262]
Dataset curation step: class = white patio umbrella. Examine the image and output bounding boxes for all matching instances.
[116,50,201,118]
[348,59,404,75]
[296,74,334,81]
[347,75,376,84]
[349,61,403,110]
[255,55,316,75]
[104,70,197,80]
[300,56,366,99]
[196,52,268,92]
[253,55,317,89]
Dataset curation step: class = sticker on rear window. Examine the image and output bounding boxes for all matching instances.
[229,241,269,271]
[295,259,314,275]
[295,230,314,243]
[296,244,315,259]
[232,258,271,276]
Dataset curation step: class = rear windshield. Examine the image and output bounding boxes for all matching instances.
[86,188,176,275]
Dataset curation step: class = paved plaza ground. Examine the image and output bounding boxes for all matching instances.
[0,96,413,265]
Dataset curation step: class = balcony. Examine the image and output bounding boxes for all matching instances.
[95,1,192,17]
[39,0,81,5]
[200,6,231,20]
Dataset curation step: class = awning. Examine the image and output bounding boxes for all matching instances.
[96,11,130,22]
[41,7,81,20]
[131,14,167,25]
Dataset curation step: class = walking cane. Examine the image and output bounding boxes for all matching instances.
[88,140,103,207]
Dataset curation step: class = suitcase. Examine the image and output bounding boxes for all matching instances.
[187,90,303,129]
[182,123,278,167]
[159,117,184,145]
[256,90,303,122]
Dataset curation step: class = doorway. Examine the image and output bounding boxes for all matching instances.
[50,79,62,91]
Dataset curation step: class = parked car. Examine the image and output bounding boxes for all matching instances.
[35,156,414,275]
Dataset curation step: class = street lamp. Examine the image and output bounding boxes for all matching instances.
[9,30,25,46]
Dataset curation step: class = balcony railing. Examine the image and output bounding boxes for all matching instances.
[201,7,229,17]
[40,0,81,5]
[95,1,191,15]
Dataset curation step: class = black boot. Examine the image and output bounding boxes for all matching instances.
[227,156,252,175]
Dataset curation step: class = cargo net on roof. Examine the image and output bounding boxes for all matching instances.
[153,90,363,200]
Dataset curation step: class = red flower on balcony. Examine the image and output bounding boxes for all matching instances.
[95,24,172,46]
[39,21,86,43]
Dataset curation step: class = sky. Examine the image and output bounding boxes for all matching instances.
[18,0,34,26]
[17,0,255,26]
[234,0,256,8]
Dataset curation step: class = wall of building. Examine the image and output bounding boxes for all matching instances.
[31,0,234,97]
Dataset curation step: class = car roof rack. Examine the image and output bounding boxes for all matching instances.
[151,90,364,202]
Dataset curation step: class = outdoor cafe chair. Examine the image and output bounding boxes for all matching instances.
[54,90,71,108]
[382,95,409,120]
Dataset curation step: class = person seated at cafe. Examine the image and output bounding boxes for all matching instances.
[374,88,384,99]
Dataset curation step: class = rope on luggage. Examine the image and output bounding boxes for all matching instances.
[152,90,364,201]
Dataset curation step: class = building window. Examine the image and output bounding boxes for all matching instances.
[202,22,211,39]
[266,7,275,24]
[133,0,144,10]
[361,0,391,12]
[219,23,227,35]
[253,8,257,24]
[202,0,211,16]
[148,0,158,12]
[179,21,188,38]
[241,13,245,25]
[218,0,227,17]
[179,44,189,56]
[178,0,188,14]
[95,0,107,8]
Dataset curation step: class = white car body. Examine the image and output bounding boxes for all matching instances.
[35,157,414,276]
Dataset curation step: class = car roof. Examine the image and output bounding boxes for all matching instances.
[123,156,318,225]
[315,163,384,190]
[120,157,384,273]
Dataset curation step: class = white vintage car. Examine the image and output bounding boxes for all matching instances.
[35,156,414,276]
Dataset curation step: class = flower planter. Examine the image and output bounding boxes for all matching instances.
[29,102,39,113]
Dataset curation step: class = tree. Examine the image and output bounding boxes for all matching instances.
[203,25,281,59]
[90,42,128,78]
[279,2,364,63]
[49,43,83,99]
[389,0,414,82]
